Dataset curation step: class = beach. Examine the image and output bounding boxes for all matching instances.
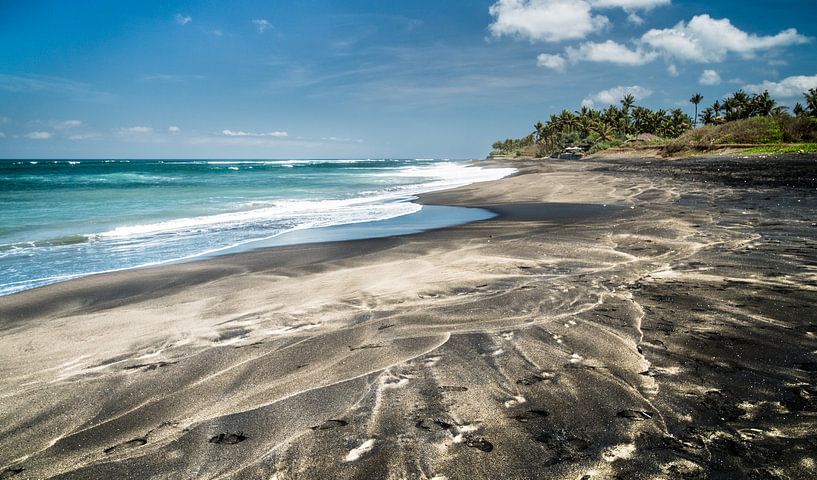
[1,154,816,479]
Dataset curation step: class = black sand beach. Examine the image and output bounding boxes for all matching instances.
[1,154,816,479]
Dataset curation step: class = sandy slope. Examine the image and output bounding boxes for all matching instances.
[1,156,816,479]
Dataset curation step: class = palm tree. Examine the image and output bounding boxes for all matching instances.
[699,107,715,126]
[689,93,704,127]
[620,94,635,135]
[533,121,545,143]
[749,90,775,117]
[805,88,817,116]
[793,102,806,117]
[590,121,615,142]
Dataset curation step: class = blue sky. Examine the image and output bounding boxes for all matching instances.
[1,0,815,158]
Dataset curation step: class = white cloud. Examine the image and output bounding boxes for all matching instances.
[583,85,652,107]
[120,126,153,134]
[320,136,364,143]
[743,74,817,98]
[566,40,656,65]
[211,29,223,37]
[175,14,192,25]
[699,69,721,86]
[168,126,181,133]
[626,12,644,25]
[252,19,271,32]
[222,129,288,137]
[0,132,5,138]
[488,0,609,43]
[589,0,669,8]
[25,131,51,140]
[55,119,82,129]
[536,53,567,71]
[667,64,679,77]
[641,15,811,62]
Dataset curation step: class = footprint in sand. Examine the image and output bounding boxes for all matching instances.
[209,432,248,445]
[616,409,653,421]
[0,467,25,478]
[103,437,147,454]
[123,361,176,372]
[509,409,549,423]
[310,419,348,431]
[463,435,494,452]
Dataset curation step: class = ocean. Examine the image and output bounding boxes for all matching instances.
[0,159,513,296]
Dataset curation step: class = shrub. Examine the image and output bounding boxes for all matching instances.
[778,115,817,143]
[663,117,788,155]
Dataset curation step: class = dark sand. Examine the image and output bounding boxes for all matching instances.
[1,154,816,479]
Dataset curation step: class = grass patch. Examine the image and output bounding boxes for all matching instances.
[741,143,817,154]
[588,139,625,154]
[660,116,817,156]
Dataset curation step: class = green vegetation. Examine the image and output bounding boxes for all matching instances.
[490,94,693,157]
[491,87,817,158]
[741,144,817,154]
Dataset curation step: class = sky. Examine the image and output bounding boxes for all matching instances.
[1,0,815,159]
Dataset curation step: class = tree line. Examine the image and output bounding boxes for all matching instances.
[492,88,817,157]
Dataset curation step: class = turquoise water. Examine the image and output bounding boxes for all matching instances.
[0,159,513,295]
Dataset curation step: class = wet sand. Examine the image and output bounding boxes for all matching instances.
[1,154,816,479]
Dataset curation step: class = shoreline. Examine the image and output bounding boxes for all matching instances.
[0,159,515,297]
[1,154,816,478]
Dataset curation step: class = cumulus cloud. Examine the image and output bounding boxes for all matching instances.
[566,40,656,65]
[743,74,817,98]
[252,19,271,32]
[537,53,567,71]
[641,14,811,62]
[488,0,610,43]
[583,85,652,107]
[589,0,670,8]
[25,131,51,139]
[699,69,721,86]
[667,64,679,76]
[222,129,288,137]
[168,126,180,133]
[175,14,192,25]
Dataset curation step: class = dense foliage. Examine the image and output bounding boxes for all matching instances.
[491,88,817,158]
[491,94,692,157]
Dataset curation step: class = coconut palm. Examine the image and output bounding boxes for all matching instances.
[689,93,704,127]
[699,107,715,126]
[533,121,546,142]
[590,121,615,142]
[618,94,634,135]
[749,90,775,117]
[793,102,806,117]
[805,88,817,116]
